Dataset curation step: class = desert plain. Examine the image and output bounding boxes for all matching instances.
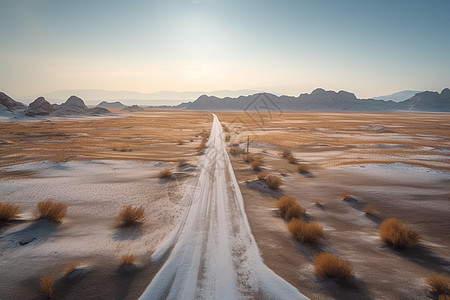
[0,110,449,299]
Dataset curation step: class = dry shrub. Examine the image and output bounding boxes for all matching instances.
[197,137,207,153]
[158,168,172,179]
[265,174,282,189]
[251,159,262,171]
[0,203,20,222]
[229,146,245,155]
[176,140,184,145]
[222,125,230,133]
[120,254,135,265]
[36,200,67,223]
[342,192,353,201]
[257,171,268,180]
[426,274,450,297]
[314,253,354,280]
[364,205,376,216]
[40,275,56,298]
[243,153,255,163]
[280,149,292,158]
[117,205,145,226]
[276,196,305,220]
[64,262,80,276]
[288,219,323,243]
[225,133,231,142]
[297,164,309,173]
[379,218,419,249]
[286,153,297,164]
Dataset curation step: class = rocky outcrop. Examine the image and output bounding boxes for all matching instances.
[0,92,26,111]
[25,97,56,116]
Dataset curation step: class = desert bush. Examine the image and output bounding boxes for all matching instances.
[36,200,67,223]
[117,205,145,226]
[257,171,268,180]
[314,253,354,280]
[225,133,231,142]
[243,153,255,163]
[342,192,353,201]
[229,146,245,155]
[197,137,207,153]
[222,124,230,133]
[251,159,262,171]
[40,275,56,298]
[297,164,309,174]
[265,174,282,189]
[277,196,305,220]
[158,168,173,179]
[120,254,135,265]
[379,218,419,249]
[286,153,297,164]
[288,219,323,243]
[177,140,184,145]
[64,262,80,276]
[0,203,20,223]
[426,274,450,297]
[280,149,292,158]
[364,205,376,216]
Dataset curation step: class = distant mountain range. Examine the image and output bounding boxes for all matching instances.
[184,88,450,112]
[371,90,423,102]
[25,89,265,106]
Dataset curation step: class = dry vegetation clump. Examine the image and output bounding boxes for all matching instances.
[64,262,80,276]
[314,252,354,280]
[229,146,246,155]
[265,174,282,189]
[297,164,309,174]
[379,218,419,249]
[251,159,262,171]
[225,133,231,142]
[222,125,230,133]
[120,254,135,265]
[36,200,67,223]
[280,149,292,158]
[40,275,56,298]
[257,171,269,180]
[243,153,255,163]
[197,137,208,153]
[117,205,145,226]
[286,153,297,164]
[158,168,173,179]
[0,203,20,223]
[276,196,305,220]
[425,274,450,298]
[177,159,188,167]
[342,192,354,201]
[364,205,376,216]
[176,140,184,145]
[288,219,323,243]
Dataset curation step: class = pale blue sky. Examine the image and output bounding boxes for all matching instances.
[1,0,449,99]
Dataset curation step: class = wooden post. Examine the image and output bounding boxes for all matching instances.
[246,136,250,153]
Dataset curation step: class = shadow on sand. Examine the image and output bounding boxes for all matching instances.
[0,219,59,249]
[318,276,375,300]
[112,224,143,241]
[246,179,284,198]
[391,244,450,273]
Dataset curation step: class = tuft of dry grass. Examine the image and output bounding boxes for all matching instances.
[297,164,309,174]
[243,153,255,163]
[0,203,20,223]
[379,218,419,249]
[364,205,376,216]
[229,146,246,155]
[288,219,323,243]
[225,133,231,142]
[158,168,173,179]
[36,200,67,223]
[286,153,297,164]
[117,205,145,226]
[342,192,354,201]
[120,254,135,265]
[314,252,354,280]
[176,140,184,145]
[64,262,80,276]
[257,171,269,180]
[40,275,56,298]
[280,149,292,158]
[197,137,208,153]
[425,274,450,297]
[251,159,262,171]
[276,196,305,220]
[265,174,282,189]
[222,124,230,133]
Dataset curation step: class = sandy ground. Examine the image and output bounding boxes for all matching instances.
[1,110,449,299]
[218,111,450,300]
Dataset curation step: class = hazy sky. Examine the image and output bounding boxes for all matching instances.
[1,0,449,99]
